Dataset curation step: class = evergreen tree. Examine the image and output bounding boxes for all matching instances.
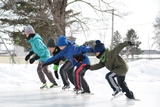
[0,0,55,50]
[124,28,142,58]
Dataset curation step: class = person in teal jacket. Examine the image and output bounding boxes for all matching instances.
[24,25,57,89]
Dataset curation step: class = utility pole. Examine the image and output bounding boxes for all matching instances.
[110,9,114,50]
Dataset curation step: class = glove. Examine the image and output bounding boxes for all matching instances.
[25,51,34,61]
[90,47,94,52]
[29,54,40,64]
[128,41,135,46]
[54,71,59,79]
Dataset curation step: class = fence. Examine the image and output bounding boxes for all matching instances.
[0,55,159,64]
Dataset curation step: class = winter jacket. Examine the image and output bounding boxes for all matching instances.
[44,41,92,67]
[90,41,129,76]
[28,33,50,62]
[51,46,67,71]
[51,46,67,65]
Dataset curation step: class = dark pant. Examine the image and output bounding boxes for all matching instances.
[37,63,56,84]
[60,61,74,86]
[105,72,119,91]
[106,71,134,98]
[117,76,134,98]
[75,64,90,92]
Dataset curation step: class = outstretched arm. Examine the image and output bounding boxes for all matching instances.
[43,52,64,67]
[111,41,134,56]
[90,61,105,71]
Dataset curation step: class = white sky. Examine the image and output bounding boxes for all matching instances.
[114,0,160,50]
[68,0,160,50]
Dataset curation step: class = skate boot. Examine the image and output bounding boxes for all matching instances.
[81,90,91,94]
[49,82,58,88]
[76,89,82,94]
[40,83,47,89]
[73,87,77,92]
[62,85,70,90]
[112,88,122,96]
[126,91,135,99]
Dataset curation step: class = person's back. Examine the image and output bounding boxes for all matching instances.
[27,33,50,62]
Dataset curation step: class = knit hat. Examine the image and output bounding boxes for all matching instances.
[24,25,35,35]
[94,40,105,53]
[47,38,56,47]
[57,35,68,46]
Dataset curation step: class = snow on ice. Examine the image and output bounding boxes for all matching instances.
[0,59,160,107]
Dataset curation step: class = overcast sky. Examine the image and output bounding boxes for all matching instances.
[114,0,160,50]
[68,0,160,50]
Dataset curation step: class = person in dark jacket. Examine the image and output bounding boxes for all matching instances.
[24,25,57,89]
[47,38,75,89]
[43,36,93,94]
[89,40,135,99]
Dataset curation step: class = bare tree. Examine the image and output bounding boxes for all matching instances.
[46,0,129,40]
[153,11,160,50]
[0,0,130,50]
[46,0,67,37]
[112,30,122,48]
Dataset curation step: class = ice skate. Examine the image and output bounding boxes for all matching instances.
[112,88,122,96]
[49,83,58,88]
[40,83,47,89]
[62,85,70,90]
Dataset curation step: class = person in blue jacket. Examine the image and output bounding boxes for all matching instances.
[24,25,58,89]
[42,35,93,94]
[47,37,75,90]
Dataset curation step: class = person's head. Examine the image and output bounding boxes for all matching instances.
[24,25,35,37]
[57,35,68,50]
[47,38,56,53]
[94,40,105,58]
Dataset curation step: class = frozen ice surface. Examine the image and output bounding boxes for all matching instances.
[0,82,160,107]
[0,59,160,107]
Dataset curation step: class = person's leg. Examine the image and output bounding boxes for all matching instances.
[75,64,90,93]
[117,76,135,99]
[67,66,75,86]
[79,65,90,93]
[105,72,120,91]
[37,63,47,88]
[60,61,73,89]
[59,62,70,86]
[41,62,57,86]
[37,63,46,84]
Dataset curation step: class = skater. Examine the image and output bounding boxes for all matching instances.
[88,40,135,99]
[47,37,75,89]
[42,35,93,94]
[24,25,58,89]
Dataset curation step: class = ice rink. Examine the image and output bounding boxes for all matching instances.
[0,59,160,107]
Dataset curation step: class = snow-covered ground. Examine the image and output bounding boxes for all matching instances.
[0,59,160,107]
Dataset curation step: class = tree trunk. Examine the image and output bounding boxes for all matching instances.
[47,0,67,37]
